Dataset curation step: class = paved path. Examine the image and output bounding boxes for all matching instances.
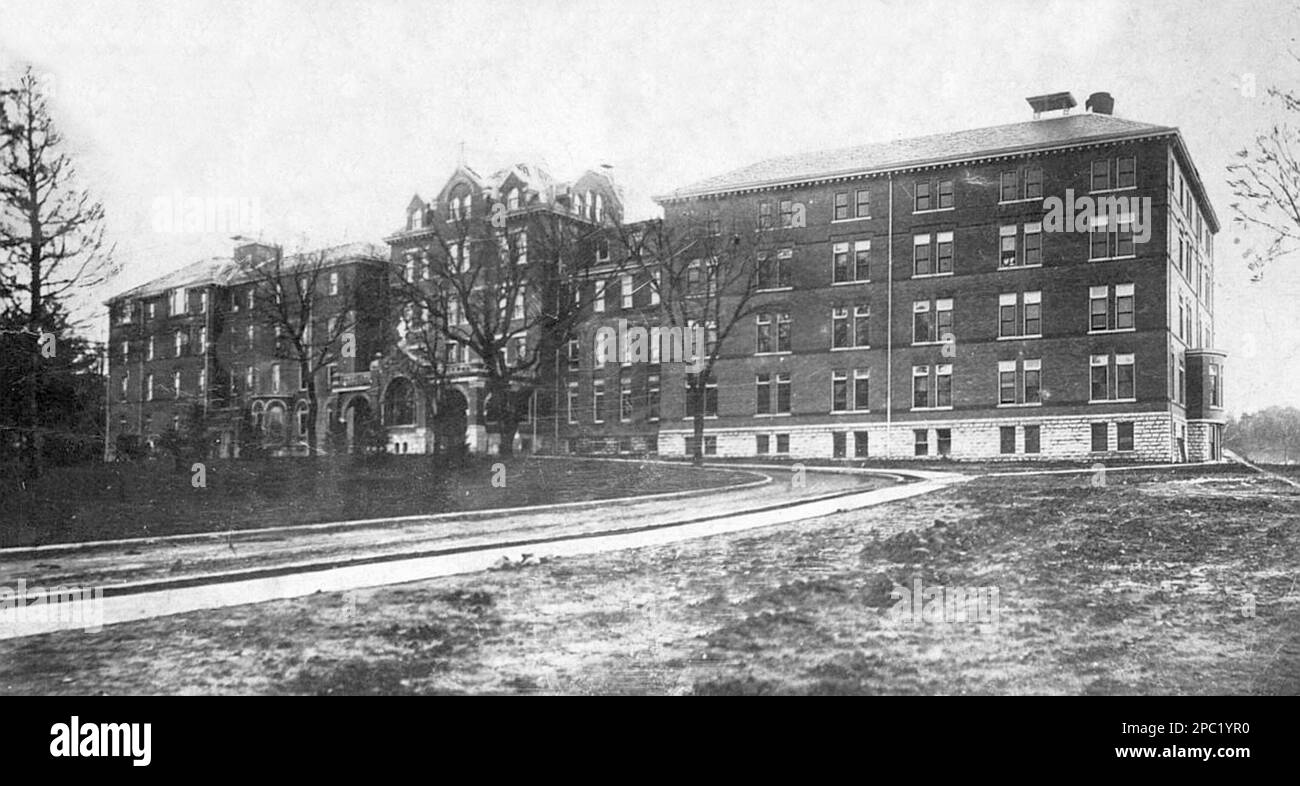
[0,464,966,640]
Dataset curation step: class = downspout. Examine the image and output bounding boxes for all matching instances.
[886,173,894,459]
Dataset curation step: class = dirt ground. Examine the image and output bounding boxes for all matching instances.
[3,465,1297,695]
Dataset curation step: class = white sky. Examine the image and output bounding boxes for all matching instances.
[2,0,1298,415]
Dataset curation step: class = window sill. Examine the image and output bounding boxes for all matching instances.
[1090,255,1138,263]
[911,341,946,347]
[830,409,870,415]
[997,402,1043,408]
[996,334,1043,341]
[1088,398,1138,404]
[830,345,870,352]
[755,286,794,293]
[912,207,956,215]
[912,271,954,279]
[998,262,1043,271]
[831,279,870,286]
[998,197,1043,205]
[754,351,793,357]
[831,216,873,224]
[1088,328,1136,335]
[910,406,953,412]
[1089,186,1138,194]
[753,413,792,418]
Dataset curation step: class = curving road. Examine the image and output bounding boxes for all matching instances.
[0,462,965,640]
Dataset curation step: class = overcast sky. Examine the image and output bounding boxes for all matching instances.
[2,0,1297,415]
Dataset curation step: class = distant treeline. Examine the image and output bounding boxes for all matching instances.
[1224,407,1300,464]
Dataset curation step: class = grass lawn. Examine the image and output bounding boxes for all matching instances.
[4,463,1297,695]
[0,456,754,548]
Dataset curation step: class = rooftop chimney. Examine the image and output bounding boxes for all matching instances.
[1086,92,1115,115]
[1026,92,1077,119]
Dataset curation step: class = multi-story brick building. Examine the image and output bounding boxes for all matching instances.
[104,241,387,458]
[106,91,1226,464]
[646,92,1225,461]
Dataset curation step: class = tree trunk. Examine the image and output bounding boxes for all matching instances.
[691,380,705,465]
[305,378,318,458]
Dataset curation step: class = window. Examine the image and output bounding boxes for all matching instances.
[594,279,605,313]
[999,292,1041,338]
[1090,283,1136,332]
[856,188,871,218]
[937,180,954,209]
[173,370,182,399]
[145,373,154,401]
[915,181,931,211]
[1116,156,1136,189]
[914,235,931,275]
[999,361,1017,405]
[1000,426,1016,454]
[1024,168,1043,199]
[776,433,790,454]
[1023,223,1042,265]
[1024,359,1041,404]
[1090,355,1110,401]
[593,379,605,423]
[755,311,791,353]
[170,288,185,316]
[567,339,580,371]
[854,431,869,458]
[756,434,770,454]
[271,364,282,394]
[854,240,870,281]
[854,369,870,410]
[1024,291,1042,335]
[147,337,155,361]
[936,232,953,273]
[507,187,520,211]
[832,243,849,283]
[758,201,773,230]
[329,272,339,295]
[834,191,850,221]
[780,199,795,228]
[832,431,847,458]
[1091,422,1109,452]
[247,324,255,350]
[757,249,792,289]
[120,372,129,402]
[1089,214,1136,259]
[835,304,869,348]
[1001,223,1041,268]
[1000,171,1018,203]
[1116,354,1135,399]
[775,372,791,414]
[756,373,772,414]
[832,370,848,412]
[620,374,633,421]
[567,383,578,424]
[912,299,951,344]
[757,372,790,415]
[648,374,660,421]
[1208,364,1221,407]
[1117,421,1135,451]
[621,274,633,309]
[174,330,185,357]
[1024,425,1041,454]
[914,429,929,456]
[1091,159,1110,191]
[1000,225,1017,267]
[197,327,207,354]
[686,373,718,417]
[936,428,951,455]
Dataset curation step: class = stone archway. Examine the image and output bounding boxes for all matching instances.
[432,388,469,455]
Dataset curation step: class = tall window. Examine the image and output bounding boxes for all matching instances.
[647,373,661,421]
[912,365,952,409]
[1091,353,1135,401]
[173,370,182,399]
[855,188,871,218]
[592,379,605,423]
[854,369,869,410]
[1089,214,1136,259]
[832,370,848,412]
[620,372,633,421]
[756,312,791,353]
[567,382,578,424]
[756,373,791,415]
[912,299,952,344]
[998,291,1042,338]
[757,249,791,289]
[999,359,1042,405]
[686,374,718,417]
[833,191,850,221]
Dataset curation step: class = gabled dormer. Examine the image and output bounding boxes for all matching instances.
[435,163,485,222]
[405,194,428,232]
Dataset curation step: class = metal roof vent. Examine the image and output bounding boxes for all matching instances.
[1026,92,1077,119]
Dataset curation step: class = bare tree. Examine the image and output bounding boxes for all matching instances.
[0,68,116,477]
[239,245,375,457]
[390,193,625,456]
[629,203,767,464]
[1227,64,1300,282]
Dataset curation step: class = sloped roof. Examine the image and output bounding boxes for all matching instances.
[107,242,387,304]
[658,113,1177,200]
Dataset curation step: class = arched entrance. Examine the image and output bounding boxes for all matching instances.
[343,396,376,454]
[433,388,468,454]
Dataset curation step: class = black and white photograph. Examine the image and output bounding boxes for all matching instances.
[0,0,1295,760]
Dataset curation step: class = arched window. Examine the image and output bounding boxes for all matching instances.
[384,377,416,426]
[507,188,520,211]
[265,402,287,442]
[450,185,472,220]
[296,401,310,440]
[250,401,265,433]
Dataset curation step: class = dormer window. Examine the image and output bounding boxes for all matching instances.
[585,190,594,220]
[449,186,472,220]
[409,208,424,231]
[507,188,521,211]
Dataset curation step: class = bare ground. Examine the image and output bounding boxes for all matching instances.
[3,465,1297,695]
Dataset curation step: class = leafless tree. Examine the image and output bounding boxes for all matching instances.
[1227,63,1300,282]
[390,193,625,456]
[628,202,769,463]
[0,68,116,477]
[238,245,375,457]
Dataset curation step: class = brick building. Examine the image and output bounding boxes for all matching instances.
[644,92,1224,461]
